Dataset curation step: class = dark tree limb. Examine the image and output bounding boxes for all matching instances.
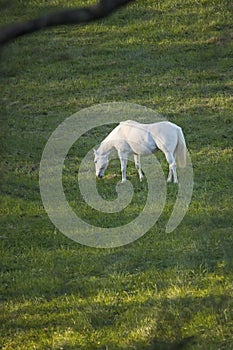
[0,0,135,46]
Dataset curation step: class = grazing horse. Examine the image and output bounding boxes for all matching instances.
[94,120,187,183]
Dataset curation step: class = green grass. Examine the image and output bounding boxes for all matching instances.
[0,0,233,349]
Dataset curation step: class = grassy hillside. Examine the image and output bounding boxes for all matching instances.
[0,0,233,349]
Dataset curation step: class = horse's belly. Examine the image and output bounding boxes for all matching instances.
[130,135,157,155]
[134,144,157,155]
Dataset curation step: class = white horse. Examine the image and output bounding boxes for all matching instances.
[94,120,187,183]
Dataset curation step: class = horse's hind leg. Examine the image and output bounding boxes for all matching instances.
[164,152,178,183]
[134,154,143,181]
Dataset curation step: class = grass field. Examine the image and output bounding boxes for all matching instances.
[0,0,233,349]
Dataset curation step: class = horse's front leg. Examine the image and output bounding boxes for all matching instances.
[118,151,128,183]
[134,154,143,181]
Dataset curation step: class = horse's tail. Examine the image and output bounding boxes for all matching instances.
[175,127,187,168]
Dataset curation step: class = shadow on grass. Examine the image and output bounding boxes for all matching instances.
[104,336,196,350]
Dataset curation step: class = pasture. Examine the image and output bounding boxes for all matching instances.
[0,0,232,349]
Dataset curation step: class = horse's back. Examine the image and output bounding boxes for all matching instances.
[120,120,179,137]
[119,120,157,154]
[120,120,179,131]
[120,120,182,154]
[148,121,178,149]
[103,120,182,155]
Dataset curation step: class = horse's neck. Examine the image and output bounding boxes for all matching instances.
[98,141,114,157]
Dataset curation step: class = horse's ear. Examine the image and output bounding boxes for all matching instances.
[93,148,97,155]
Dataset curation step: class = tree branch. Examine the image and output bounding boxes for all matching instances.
[0,0,135,46]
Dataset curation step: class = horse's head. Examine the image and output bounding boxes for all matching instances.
[93,149,109,178]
